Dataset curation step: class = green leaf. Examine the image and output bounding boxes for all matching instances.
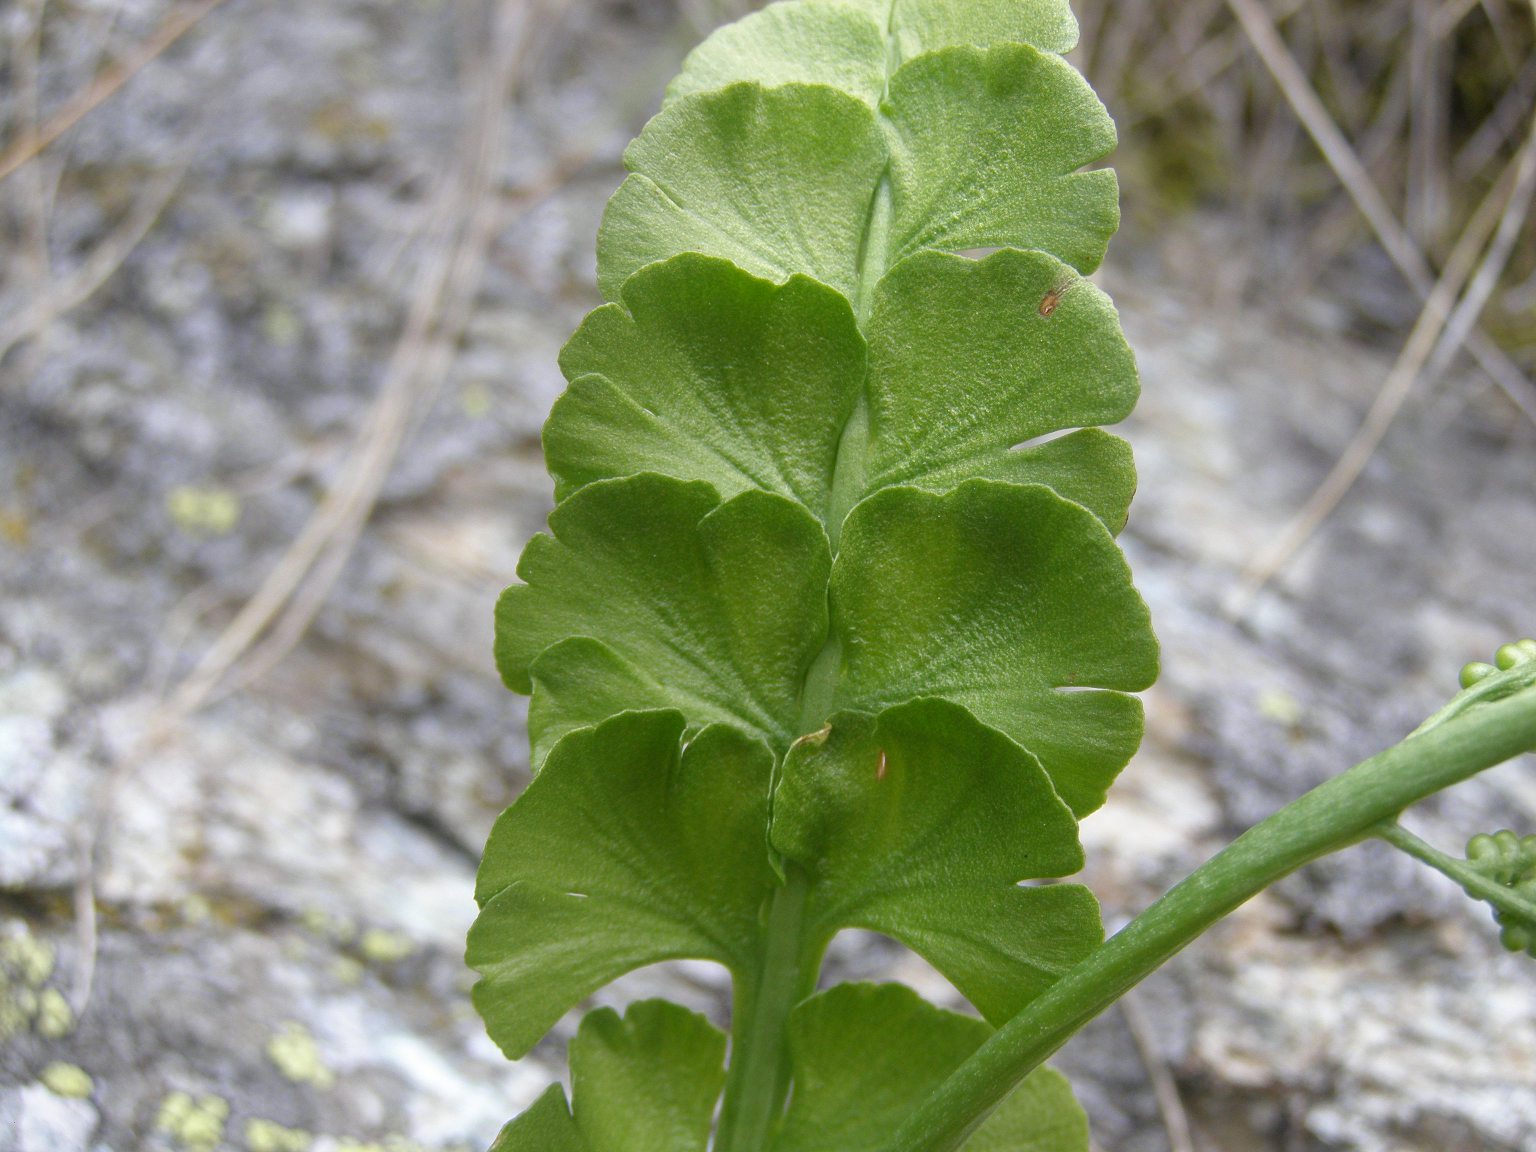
[598,83,885,302]
[525,637,690,770]
[830,482,1157,816]
[885,44,1118,274]
[877,0,1080,61]
[504,479,1154,804]
[772,982,989,1152]
[552,255,863,517]
[772,701,1102,1024]
[666,1,889,108]
[495,1005,728,1152]
[468,711,777,1057]
[547,248,1135,531]
[570,1001,727,1152]
[958,1066,1090,1152]
[771,982,1088,1152]
[665,0,1078,109]
[600,44,1118,302]
[495,474,830,753]
[862,248,1138,530]
[470,698,1102,1063]
[490,1085,588,1152]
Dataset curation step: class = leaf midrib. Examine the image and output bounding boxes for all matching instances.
[793,0,902,736]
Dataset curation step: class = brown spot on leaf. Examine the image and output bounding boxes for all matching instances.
[1038,281,1073,318]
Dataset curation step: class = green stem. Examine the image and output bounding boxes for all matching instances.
[879,684,1536,1152]
[726,6,904,1134]
[1375,820,1536,927]
[716,866,821,1152]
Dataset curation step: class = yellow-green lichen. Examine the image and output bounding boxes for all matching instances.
[0,923,62,1036]
[266,1021,336,1089]
[40,1062,94,1098]
[2,930,56,987]
[262,304,303,348]
[1257,687,1302,726]
[300,907,356,945]
[244,1117,312,1152]
[330,956,365,986]
[460,381,492,419]
[156,1091,230,1152]
[166,485,242,537]
[358,929,414,965]
[35,987,74,1037]
[180,894,213,924]
[1,984,37,1038]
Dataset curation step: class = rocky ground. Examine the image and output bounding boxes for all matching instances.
[2,2,1534,1151]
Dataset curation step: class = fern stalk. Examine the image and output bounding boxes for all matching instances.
[884,681,1536,1151]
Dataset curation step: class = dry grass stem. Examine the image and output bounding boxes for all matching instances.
[70,823,97,1016]
[0,164,187,366]
[1455,54,1536,180]
[13,0,52,280]
[1118,0,1311,126]
[1223,0,1536,425]
[160,0,598,718]
[0,0,230,184]
[1230,104,1536,613]
[1121,993,1197,1152]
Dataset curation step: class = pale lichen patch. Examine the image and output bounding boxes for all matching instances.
[156,1091,230,1152]
[0,983,37,1038]
[244,1117,313,1152]
[266,1021,336,1089]
[301,908,357,945]
[358,929,414,965]
[1,930,55,987]
[0,926,56,1037]
[166,485,242,536]
[40,1061,94,1098]
[1257,686,1302,726]
[35,987,75,1037]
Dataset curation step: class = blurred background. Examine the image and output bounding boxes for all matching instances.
[1,1,1534,1149]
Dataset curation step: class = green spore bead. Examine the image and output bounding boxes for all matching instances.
[1459,661,1498,689]
[1465,829,1536,882]
[1495,644,1527,670]
[1462,829,1536,956]
[1466,832,1496,861]
[1500,923,1534,957]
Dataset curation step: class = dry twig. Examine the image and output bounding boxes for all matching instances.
[0,164,187,366]
[1223,0,1536,425]
[163,0,561,717]
[70,823,97,1016]
[1230,104,1536,612]
[12,0,52,280]
[1120,0,1311,126]
[0,0,229,185]
[1121,993,1197,1152]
